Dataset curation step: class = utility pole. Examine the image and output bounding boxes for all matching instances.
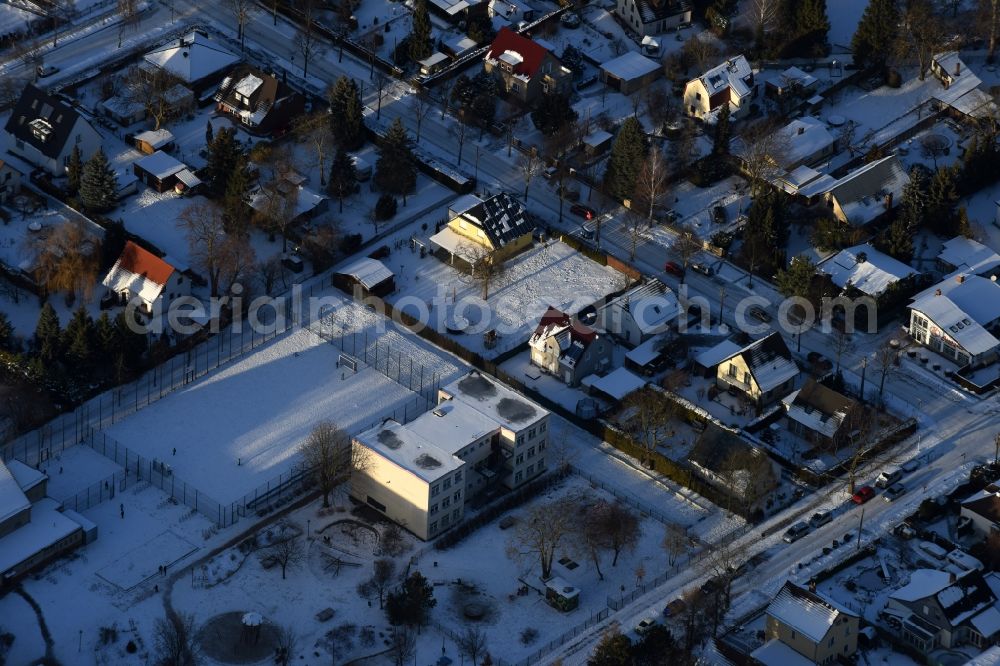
[856,507,865,551]
[994,432,1000,466]
[718,287,726,327]
[859,357,868,402]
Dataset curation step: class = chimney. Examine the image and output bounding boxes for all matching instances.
[935,289,942,296]
[885,192,893,210]
[809,579,817,593]
[798,125,805,135]
[949,572,957,584]
[955,61,961,76]
[957,275,965,284]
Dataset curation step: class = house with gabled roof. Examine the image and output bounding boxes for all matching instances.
[887,569,1000,653]
[938,237,1000,276]
[820,244,917,300]
[529,306,612,386]
[429,191,534,265]
[716,332,798,407]
[688,423,778,508]
[908,273,1000,368]
[598,278,680,347]
[753,581,859,665]
[4,85,103,176]
[683,55,756,121]
[615,0,690,38]
[483,27,571,104]
[781,378,862,451]
[142,30,239,93]
[102,241,189,317]
[961,485,1000,542]
[214,65,304,135]
[824,155,909,227]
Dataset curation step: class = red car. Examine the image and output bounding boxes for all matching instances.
[570,204,595,220]
[664,261,684,277]
[852,486,875,504]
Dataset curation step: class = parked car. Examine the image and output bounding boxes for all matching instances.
[809,511,833,529]
[691,262,714,276]
[882,483,907,502]
[783,522,810,543]
[712,205,727,224]
[36,64,59,78]
[282,253,304,273]
[559,12,580,27]
[700,577,720,595]
[663,598,687,617]
[947,549,984,572]
[894,523,917,539]
[661,209,679,224]
[664,261,684,277]
[579,227,595,240]
[875,468,902,488]
[747,305,772,323]
[901,458,921,473]
[557,185,581,201]
[635,618,657,635]
[852,485,876,504]
[543,166,558,180]
[569,204,595,220]
[498,515,516,529]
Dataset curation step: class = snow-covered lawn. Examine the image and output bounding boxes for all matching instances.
[389,240,626,358]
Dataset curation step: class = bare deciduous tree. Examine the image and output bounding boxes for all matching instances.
[457,626,488,665]
[507,494,580,579]
[249,142,300,251]
[518,150,542,202]
[619,387,678,465]
[633,144,670,223]
[831,327,855,377]
[580,501,640,577]
[299,420,370,507]
[411,90,433,143]
[744,0,779,45]
[900,0,945,80]
[178,201,255,296]
[672,227,701,280]
[153,612,200,666]
[736,119,790,196]
[388,627,416,666]
[27,217,101,302]
[982,0,1000,61]
[873,338,899,405]
[717,444,776,514]
[275,625,298,665]
[460,242,507,300]
[266,522,305,580]
[293,0,324,77]
[662,523,689,567]
[226,0,257,49]
[623,208,648,262]
[370,558,396,609]
[294,112,334,186]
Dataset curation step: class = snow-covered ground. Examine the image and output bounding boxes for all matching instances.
[389,239,626,358]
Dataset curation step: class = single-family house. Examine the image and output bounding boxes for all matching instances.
[753,581,859,665]
[776,165,837,199]
[823,155,910,227]
[937,236,1000,275]
[332,257,396,298]
[351,372,551,540]
[215,66,304,135]
[716,332,798,407]
[600,51,661,95]
[429,191,533,266]
[683,55,756,121]
[483,27,572,104]
[887,569,1000,653]
[820,244,917,300]
[248,174,327,223]
[908,274,1000,367]
[0,160,23,204]
[781,378,862,451]
[133,129,176,155]
[529,306,612,386]
[688,423,778,508]
[0,457,90,589]
[4,85,103,176]
[598,279,680,346]
[102,241,189,317]
[142,30,240,93]
[778,117,837,170]
[132,151,201,194]
[582,129,614,157]
[615,0,690,38]
[581,367,647,402]
[932,52,973,91]
[961,487,1000,542]
[764,66,819,99]
[623,333,671,375]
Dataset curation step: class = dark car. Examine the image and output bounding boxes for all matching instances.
[691,262,714,276]
[664,261,684,277]
[747,306,772,323]
[852,485,876,504]
[569,204,595,220]
[663,598,687,617]
[712,205,727,224]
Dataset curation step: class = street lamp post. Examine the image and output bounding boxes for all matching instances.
[307,519,311,539]
[859,357,868,402]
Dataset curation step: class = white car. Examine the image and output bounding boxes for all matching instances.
[635,618,657,635]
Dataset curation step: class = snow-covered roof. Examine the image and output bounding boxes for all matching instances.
[448,193,484,220]
[419,52,449,69]
[456,192,532,248]
[233,73,264,98]
[335,257,394,290]
[931,52,982,109]
[6,460,46,494]
[406,400,500,455]
[581,367,645,401]
[143,31,240,83]
[442,34,478,55]
[965,645,1000,665]
[133,150,186,181]
[134,129,175,150]
[779,117,836,169]
[625,334,667,367]
[972,607,1000,638]
[429,226,483,264]
[0,458,30,525]
[102,241,175,307]
[583,129,613,148]
[821,244,916,297]
[355,418,464,483]
[175,169,202,189]
[827,155,909,226]
[0,498,81,576]
[891,569,955,602]
[721,332,798,393]
[440,372,547,431]
[938,236,1000,273]
[910,276,1000,357]
[693,338,743,369]
[777,165,837,196]
[248,182,326,219]
[782,379,857,440]
[775,66,817,90]
[750,639,816,666]
[767,581,856,644]
[600,51,659,82]
[693,55,753,101]
[605,279,679,334]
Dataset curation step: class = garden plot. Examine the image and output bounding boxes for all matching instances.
[389,240,625,358]
[103,321,436,506]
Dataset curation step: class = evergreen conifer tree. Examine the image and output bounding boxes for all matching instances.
[851,0,900,71]
[328,76,366,151]
[0,311,13,351]
[34,303,62,365]
[63,306,95,377]
[712,103,731,156]
[880,218,914,262]
[205,127,244,197]
[408,0,433,62]
[927,166,960,235]
[603,117,646,201]
[222,157,252,234]
[328,147,358,213]
[374,118,417,204]
[79,148,118,212]
[66,145,83,195]
[588,631,632,666]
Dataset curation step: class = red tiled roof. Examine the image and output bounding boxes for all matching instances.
[486,27,548,78]
[532,306,597,344]
[117,241,174,286]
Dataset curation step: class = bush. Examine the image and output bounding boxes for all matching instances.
[885,69,902,88]
[520,628,539,645]
[375,194,397,221]
[125,640,137,654]
[339,233,363,255]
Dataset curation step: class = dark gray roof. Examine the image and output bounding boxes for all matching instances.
[461,192,532,248]
[4,85,86,159]
[634,0,690,24]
